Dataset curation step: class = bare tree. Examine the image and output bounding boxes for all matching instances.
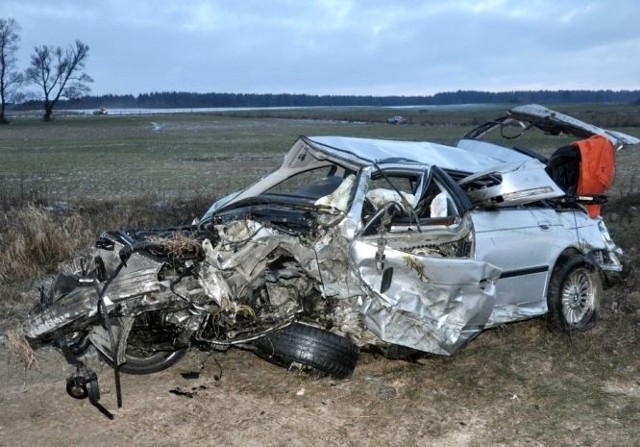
[24,40,92,122]
[0,18,23,124]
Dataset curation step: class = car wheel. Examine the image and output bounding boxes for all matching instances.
[254,323,359,379]
[98,312,189,375]
[547,255,601,332]
[101,346,188,375]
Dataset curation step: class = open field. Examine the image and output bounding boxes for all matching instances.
[1,106,640,446]
[0,110,471,203]
[3,105,640,203]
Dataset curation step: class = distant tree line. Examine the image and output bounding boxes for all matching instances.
[17,89,640,111]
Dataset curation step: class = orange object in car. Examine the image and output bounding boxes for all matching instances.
[574,135,615,217]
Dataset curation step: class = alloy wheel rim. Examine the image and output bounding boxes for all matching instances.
[561,268,595,324]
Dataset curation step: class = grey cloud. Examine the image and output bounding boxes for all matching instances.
[1,0,639,96]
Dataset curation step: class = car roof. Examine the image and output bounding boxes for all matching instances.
[305,135,506,173]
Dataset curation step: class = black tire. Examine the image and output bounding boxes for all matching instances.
[99,313,189,375]
[102,347,188,375]
[547,255,601,332]
[255,323,359,379]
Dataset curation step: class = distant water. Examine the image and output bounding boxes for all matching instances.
[67,106,303,115]
[65,104,499,116]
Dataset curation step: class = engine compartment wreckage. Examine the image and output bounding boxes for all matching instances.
[21,104,638,415]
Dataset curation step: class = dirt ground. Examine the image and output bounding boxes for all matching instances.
[0,345,491,447]
[2,299,639,447]
[1,206,640,447]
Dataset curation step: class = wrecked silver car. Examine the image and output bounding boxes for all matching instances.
[22,105,638,414]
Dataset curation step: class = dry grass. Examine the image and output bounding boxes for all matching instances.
[0,195,209,327]
[0,206,89,284]
[5,326,37,370]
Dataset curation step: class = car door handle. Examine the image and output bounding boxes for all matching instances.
[538,221,552,231]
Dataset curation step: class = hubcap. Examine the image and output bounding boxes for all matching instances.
[561,268,595,324]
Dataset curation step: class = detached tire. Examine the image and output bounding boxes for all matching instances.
[256,323,359,379]
[547,255,601,332]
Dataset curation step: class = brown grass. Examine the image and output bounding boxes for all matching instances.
[0,195,209,327]
[147,231,204,259]
[5,326,37,370]
[0,206,89,284]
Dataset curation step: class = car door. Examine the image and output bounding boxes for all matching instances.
[471,207,562,325]
[349,166,501,356]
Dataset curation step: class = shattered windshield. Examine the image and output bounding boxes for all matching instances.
[264,165,346,199]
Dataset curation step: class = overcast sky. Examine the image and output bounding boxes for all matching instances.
[2,0,639,97]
